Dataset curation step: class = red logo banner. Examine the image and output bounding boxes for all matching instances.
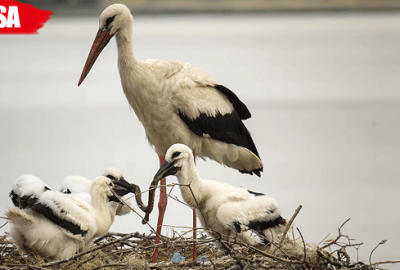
[0,0,52,34]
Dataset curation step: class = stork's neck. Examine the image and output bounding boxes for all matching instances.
[176,159,203,209]
[107,202,118,224]
[91,193,112,236]
[115,23,149,122]
[116,23,137,69]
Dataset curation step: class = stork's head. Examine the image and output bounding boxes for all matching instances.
[103,167,125,181]
[91,176,116,199]
[100,167,136,202]
[152,144,194,183]
[98,4,133,36]
[78,4,133,86]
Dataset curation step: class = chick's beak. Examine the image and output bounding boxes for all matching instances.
[153,160,180,183]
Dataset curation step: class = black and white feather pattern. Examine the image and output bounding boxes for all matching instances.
[153,144,286,247]
[78,3,263,176]
[6,174,122,259]
[178,85,261,176]
[9,174,51,210]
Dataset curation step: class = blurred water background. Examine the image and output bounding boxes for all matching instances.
[1,0,399,267]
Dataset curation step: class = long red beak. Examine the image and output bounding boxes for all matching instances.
[78,28,114,86]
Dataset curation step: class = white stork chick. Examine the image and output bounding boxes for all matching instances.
[60,168,132,217]
[6,207,83,260]
[60,175,92,203]
[102,167,133,216]
[78,3,263,176]
[151,144,286,247]
[9,174,51,209]
[6,176,132,259]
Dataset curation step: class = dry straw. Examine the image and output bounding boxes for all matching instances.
[1,183,399,270]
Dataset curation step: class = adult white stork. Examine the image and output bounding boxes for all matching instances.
[150,144,286,247]
[7,175,132,259]
[78,3,263,261]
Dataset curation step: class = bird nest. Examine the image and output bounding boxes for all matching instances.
[1,207,397,270]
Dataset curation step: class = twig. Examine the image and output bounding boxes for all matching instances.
[369,240,388,266]
[317,249,342,267]
[371,260,400,266]
[168,195,191,208]
[111,190,159,238]
[0,221,8,229]
[271,205,302,255]
[187,183,208,228]
[2,264,47,270]
[296,227,306,263]
[72,251,99,269]
[320,218,351,249]
[318,233,331,246]
[148,260,227,269]
[90,263,127,270]
[337,248,351,266]
[220,241,246,269]
[247,244,301,264]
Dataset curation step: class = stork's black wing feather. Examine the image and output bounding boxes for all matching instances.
[247,190,265,196]
[10,185,52,209]
[248,216,286,232]
[178,109,260,159]
[10,190,40,209]
[10,187,88,236]
[214,85,251,120]
[31,202,88,236]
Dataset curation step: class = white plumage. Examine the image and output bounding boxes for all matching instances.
[6,207,83,260]
[60,175,92,203]
[6,175,131,259]
[10,174,51,208]
[102,167,133,216]
[60,168,132,217]
[78,4,264,260]
[152,144,286,246]
[78,3,263,176]
[60,175,92,195]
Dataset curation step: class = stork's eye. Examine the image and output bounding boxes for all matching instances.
[105,15,116,28]
[106,174,116,180]
[171,151,181,159]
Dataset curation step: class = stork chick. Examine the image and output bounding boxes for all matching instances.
[60,168,134,218]
[149,144,286,247]
[6,176,132,259]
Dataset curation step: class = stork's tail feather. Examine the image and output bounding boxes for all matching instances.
[239,167,263,177]
[199,141,263,176]
[230,221,273,246]
[223,144,263,176]
[5,207,35,226]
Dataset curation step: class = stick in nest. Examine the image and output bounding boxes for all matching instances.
[270,205,302,255]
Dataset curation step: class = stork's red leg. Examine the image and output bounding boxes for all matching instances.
[152,155,167,263]
[193,155,197,261]
[193,208,197,260]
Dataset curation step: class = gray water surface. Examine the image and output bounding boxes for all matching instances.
[1,12,399,266]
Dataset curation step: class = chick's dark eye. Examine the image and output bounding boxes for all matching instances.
[106,175,116,180]
[171,151,181,159]
[108,182,113,187]
[105,15,116,28]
